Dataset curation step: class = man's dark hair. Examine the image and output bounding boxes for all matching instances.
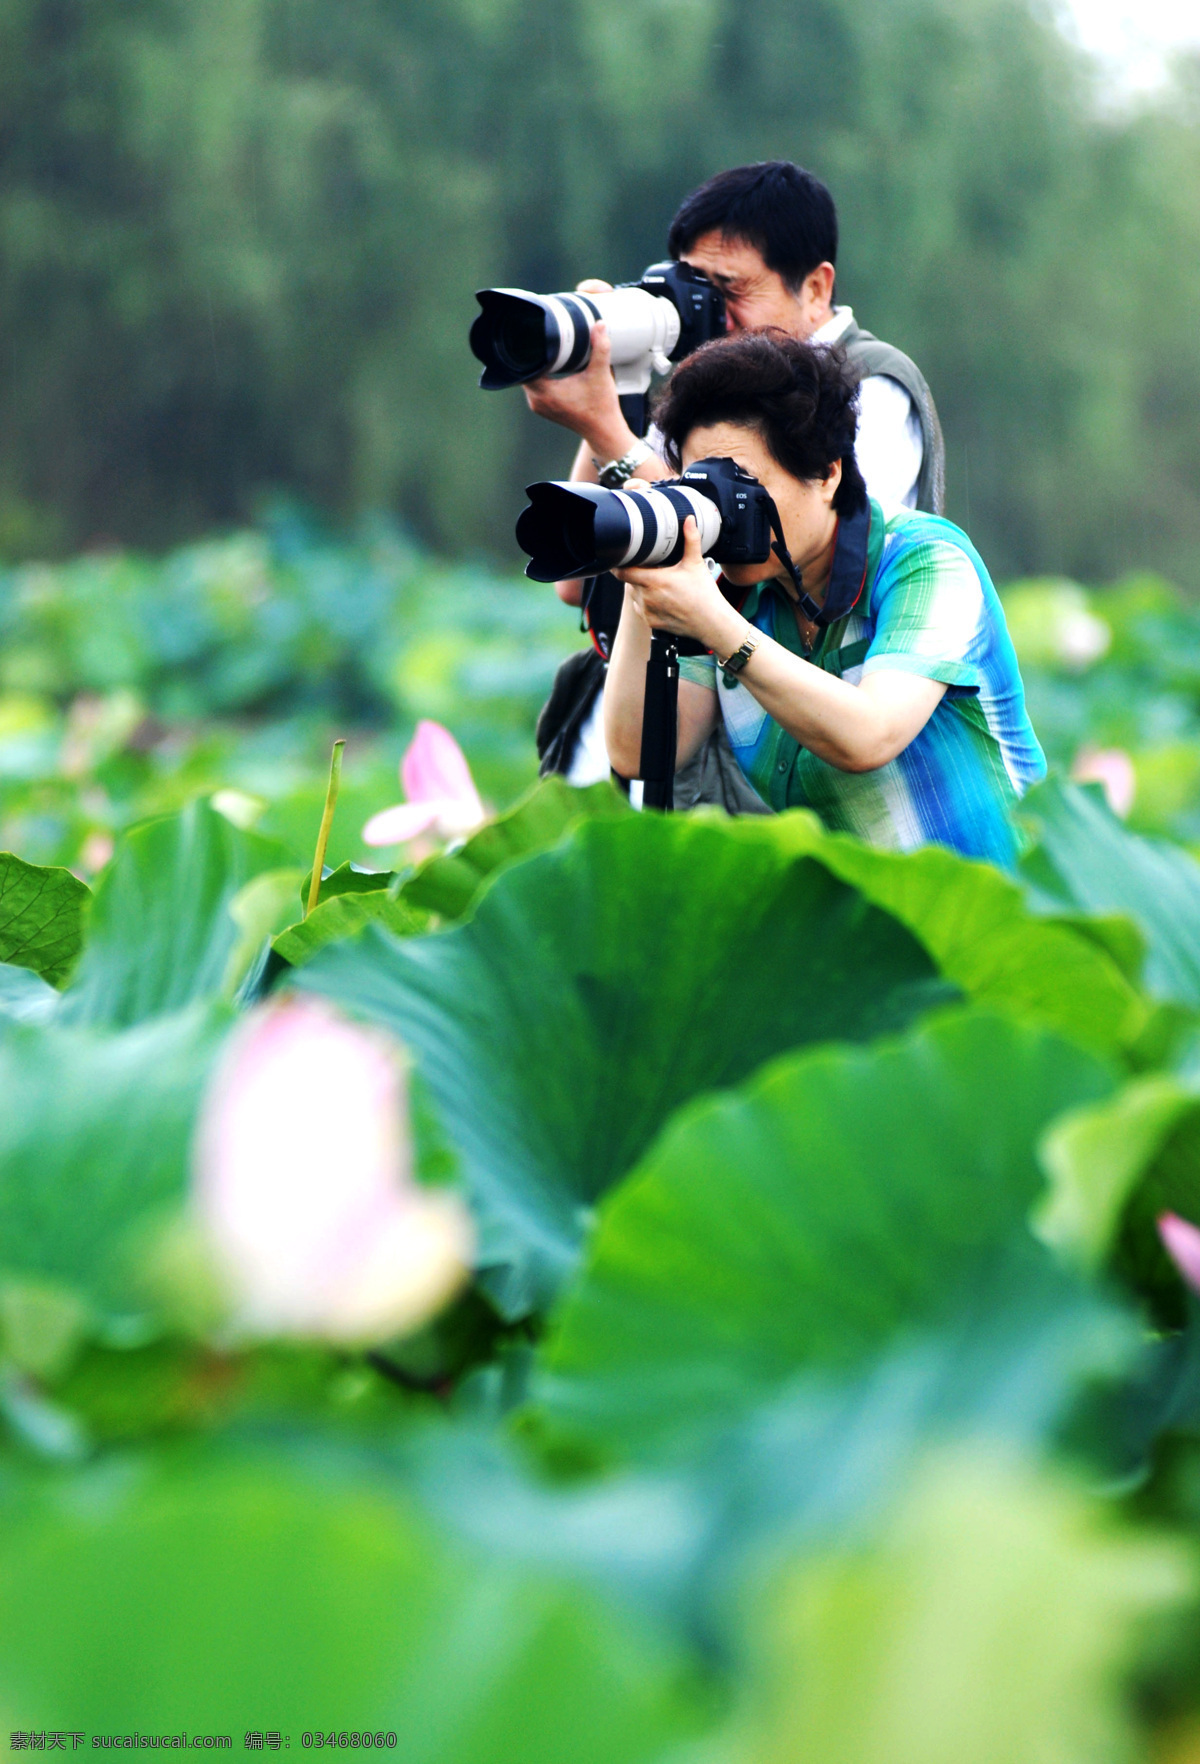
[655,331,868,517]
[667,162,838,292]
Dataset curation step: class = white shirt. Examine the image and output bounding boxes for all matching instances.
[811,306,924,511]
[567,694,616,785]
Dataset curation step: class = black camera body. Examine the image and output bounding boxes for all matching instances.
[675,456,775,569]
[516,455,775,583]
[634,261,727,363]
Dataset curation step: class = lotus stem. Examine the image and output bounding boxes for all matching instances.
[306,739,345,918]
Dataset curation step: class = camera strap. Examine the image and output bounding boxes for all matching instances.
[581,571,624,659]
[768,509,824,624]
[768,497,871,630]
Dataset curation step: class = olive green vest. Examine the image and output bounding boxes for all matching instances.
[839,319,946,516]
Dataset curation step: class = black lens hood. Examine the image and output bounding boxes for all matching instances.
[470,290,556,389]
[517,482,634,582]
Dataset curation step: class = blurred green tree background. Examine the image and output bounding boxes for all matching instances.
[1,0,1198,585]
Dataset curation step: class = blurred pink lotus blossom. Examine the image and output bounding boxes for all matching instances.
[1159,1212,1200,1294]
[194,996,473,1342]
[1071,746,1136,818]
[363,720,485,847]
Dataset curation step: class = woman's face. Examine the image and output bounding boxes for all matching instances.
[679,421,841,591]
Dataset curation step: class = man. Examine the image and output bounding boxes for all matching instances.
[529,161,945,804]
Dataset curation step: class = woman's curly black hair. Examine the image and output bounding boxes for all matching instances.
[654,330,868,517]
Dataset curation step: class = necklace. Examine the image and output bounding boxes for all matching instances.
[794,605,819,656]
[776,563,822,657]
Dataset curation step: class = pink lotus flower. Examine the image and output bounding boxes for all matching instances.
[194,997,473,1342]
[1071,747,1136,819]
[362,720,486,848]
[1159,1212,1200,1295]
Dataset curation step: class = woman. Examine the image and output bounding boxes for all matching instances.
[604,332,1045,868]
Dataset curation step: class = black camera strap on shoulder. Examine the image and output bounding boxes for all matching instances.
[768,497,871,628]
[768,509,823,625]
[817,497,871,625]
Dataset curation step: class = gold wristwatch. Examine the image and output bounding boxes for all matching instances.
[717,634,758,686]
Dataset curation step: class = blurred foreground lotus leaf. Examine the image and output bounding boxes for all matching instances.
[0,1006,226,1330]
[717,1448,1190,1764]
[0,1445,704,1745]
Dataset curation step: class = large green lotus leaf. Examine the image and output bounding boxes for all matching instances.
[799,822,1146,1057]
[0,1444,702,1752]
[0,854,90,989]
[0,1006,227,1322]
[296,814,952,1315]
[401,777,630,921]
[61,799,289,1027]
[274,889,428,968]
[718,1446,1187,1764]
[1017,775,1200,1010]
[539,1011,1114,1457]
[1046,912,1147,985]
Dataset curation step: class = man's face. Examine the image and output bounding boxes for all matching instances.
[680,231,834,341]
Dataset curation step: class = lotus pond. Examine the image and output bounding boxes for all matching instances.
[0,524,1198,1755]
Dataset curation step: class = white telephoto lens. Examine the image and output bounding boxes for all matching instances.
[679,488,722,554]
[631,486,721,567]
[638,492,683,567]
[592,288,682,369]
[541,296,586,374]
[606,491,645,565]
